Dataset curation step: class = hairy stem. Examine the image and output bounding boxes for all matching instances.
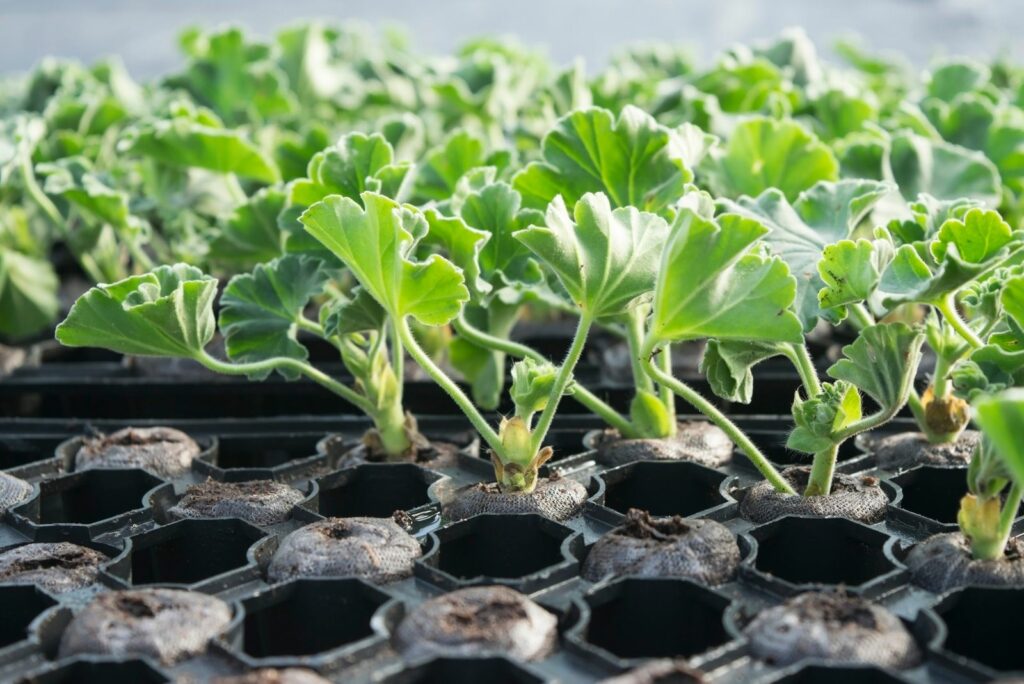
[656,342,677,429]
[996,484,1024,554]
[196,350,374,415]
[452,312,637,437]
[626,308,655,394]
[936,294,983,350]
[642,339,795,495]
[805,443,840,496]
[530,313,594,453]
[784,343,822,397]
[398,317,503,454]
[849,302,876,330]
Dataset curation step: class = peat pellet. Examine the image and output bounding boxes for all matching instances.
[861,430,980,471]
[168,480,304,526]
[59,588,232,665]
[0,542,106,593]
[592,420,733,468]
[75,426,200,478]
[906,532,1024,593]
[0,472,32,513]
[743,592,920,668]
[740,467,887,524]
[445,477,587,521]
[268,516,421,584]
[212,669,331,684]
[393,585,557,661]
[583,509,739,584]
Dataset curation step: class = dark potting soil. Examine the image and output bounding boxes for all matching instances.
[600,658,706,684]
[75,426,200,478]
[444,476,588,521]
[905,533,1024,593]
[590,420,733,468]
[212,669,331,684]
[0,471,32,513]
[582,509,739,584]
[393,585,557,662]
[168,480,304,526]
[58,588,233,665]
[739,467,888,524]
[742,592,921,668]
[0,542,106,593]
[268,515,421,584]
[860,430,980,471]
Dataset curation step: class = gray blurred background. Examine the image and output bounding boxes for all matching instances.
[0,0,1019,76]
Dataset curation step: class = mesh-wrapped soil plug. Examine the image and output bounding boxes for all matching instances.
[0,472,32,513]
[592,420,733,468]
[858,430,979,471]
[743,592,921,668]
[445,476,587,521]
[268,515,421,584]
[739,467,887,524]
[0,542,106,593]
[212,669,331,684]
[332,439,460,470]
[59,588,232,664]
[75,426,200,478]
[583,509,739,584]
[168,480,304,526]
[600,658,706,683]
[906,532,1024,593]
[394,585,557,661]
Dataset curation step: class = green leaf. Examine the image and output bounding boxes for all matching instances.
[513,106,693,214]
[0,247,59,339]
[124,107,280,183]
[720,180,891,329]
[933,208,1014,264]
[300,192,469,326]
[413,130,490,203]
[974,389,1024,487]
[886,131,1001,205]
[421,210,491,300]
[513,192,670,319]
[649,210,803,344]
[927,59,990,102]
[56,264,217,357]
[207,187,286,268]
[218,255,328,380]
[700,339,788,404]
[320,287,387,337]
[38,156,136,231]
[827,322,925,410]
[817,239,887,319]
[787,381,862,454]
[701,117,838,201]
[510,357,560,419]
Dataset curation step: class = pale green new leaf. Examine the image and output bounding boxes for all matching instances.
[513,192,670,319]
[413,130,491,203]
[38,157,135,231]
[701,117,838,201]
[513,105,693,214]
[300,192,469,325]
[700,339,789,404]
[649,210,803,344]
[219,255,328,379]
[974,389,1024,488]
[827,322,925,410]
[55,264,217,357]
[817,239,887,318]
[422,210,491,300]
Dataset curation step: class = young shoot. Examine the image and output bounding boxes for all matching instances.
[299,190,669,492]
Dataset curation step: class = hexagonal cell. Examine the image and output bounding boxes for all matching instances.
[193,433,328,481]
[316,463,442,518]
[768,664,909,683]
[745,517,902,595]
[0,584,57,650]
[0,434,63,473]
[109,518,269,589]
[417,514,579,591]
[572,577,731,663]
[891,466,1008,526]
[22,657,169,683]
[11,469,166,531]
[933,586,1024,673]
[238,577,389,664]
[379,656,544,683]
[598,461,730,518]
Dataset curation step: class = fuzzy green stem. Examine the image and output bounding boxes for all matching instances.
[996,484,1024,552]
[936,294,983,350]
[295,316,325,337]
[849,303,876,330]
[656,342,677,429]
[931,353,952,401]
[784,343,822,397]
[530,313,594,454]
[398,317,503,454]
[626,308,655,394]
[907,388,930,432]
[389,318,404,388]
[196,350,375,415]
[452,312,637,437]
[805,443,840,496]
[642,338,795,495]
